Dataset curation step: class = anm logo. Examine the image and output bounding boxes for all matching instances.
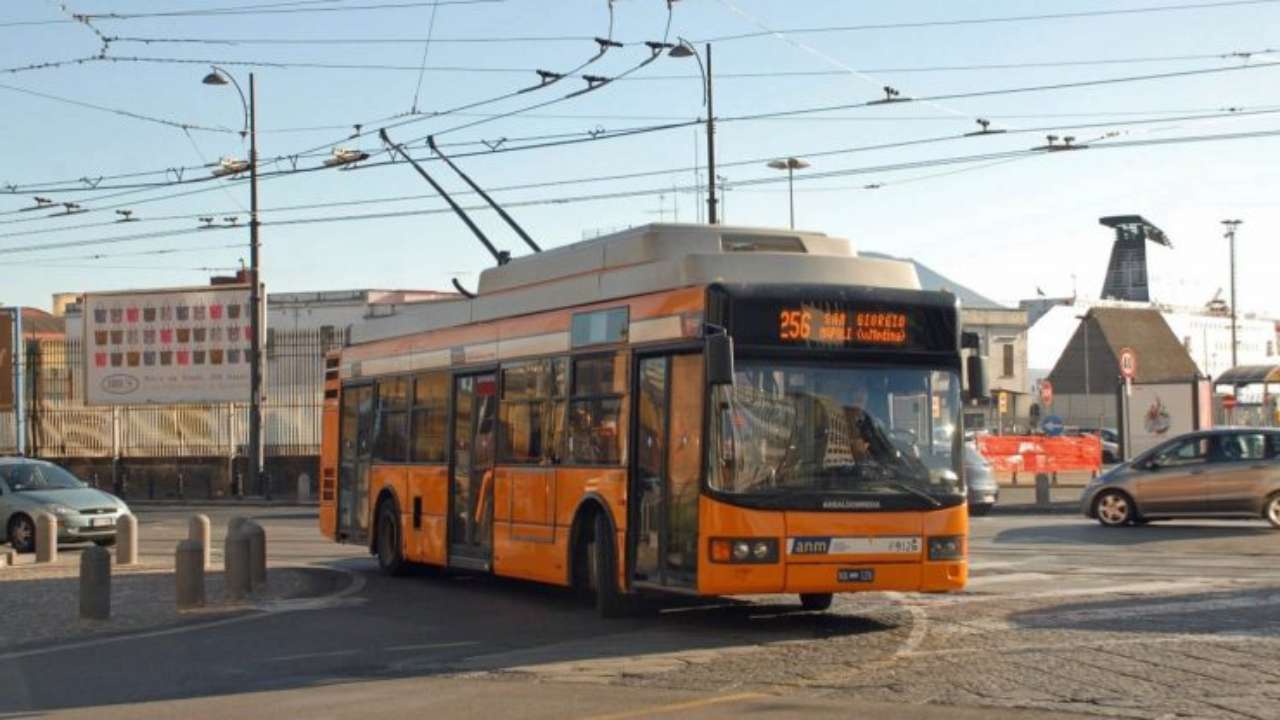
[790,537,831,555]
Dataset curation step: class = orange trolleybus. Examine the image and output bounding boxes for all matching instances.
[318,224,986,616]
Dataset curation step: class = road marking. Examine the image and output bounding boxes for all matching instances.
[385,641,480,653]
[883,592,929,658]
[582,692,769,720]
[967,560,1025,571]
[266,649,360,663]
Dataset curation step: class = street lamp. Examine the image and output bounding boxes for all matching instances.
[766,157,810,229]
[669,38,717,225]
[204,66,264,498]
[1075,313,1092,430]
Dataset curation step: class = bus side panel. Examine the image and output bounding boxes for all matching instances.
[555,467,627,588]
[491,467,566,584]
[369,464,409,549]
[697,496,787,595]
[406,465,448,565]
[318,400,340,540]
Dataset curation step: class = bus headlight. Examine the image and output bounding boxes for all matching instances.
[927,535,965,561]
[710,538,779,564]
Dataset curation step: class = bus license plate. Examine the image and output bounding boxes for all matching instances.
[837,568,875,583]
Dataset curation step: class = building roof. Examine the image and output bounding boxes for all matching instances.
[863,252,1004,309]
[16,308,64,339]
[1047,307,1200,393]
[1214,364,1280,385]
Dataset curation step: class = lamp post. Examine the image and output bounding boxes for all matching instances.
[1076,313,1092,429]
[669,39,716,224]
[1221,219,1242,371]
[766,157,810,229]
[203,66,263,498]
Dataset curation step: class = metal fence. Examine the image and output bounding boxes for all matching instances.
[1,327,344,459]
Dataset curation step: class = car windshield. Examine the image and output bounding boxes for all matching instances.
[708,361,964,504]
[0,463,84,492]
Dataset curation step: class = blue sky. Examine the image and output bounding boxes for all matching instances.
[2,0,1278,315]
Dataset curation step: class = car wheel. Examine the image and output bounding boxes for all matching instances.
[800,593,833,611]
[1094,490,1134,527]
[7,514,35,554]
[1264,494,1280,529]
[968,504,993,517]
[375,501,406,576]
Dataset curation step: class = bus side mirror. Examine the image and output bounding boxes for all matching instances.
[965,354,988,402]
[706,333,734,386]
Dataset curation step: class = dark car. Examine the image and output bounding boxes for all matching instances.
[1081,428,1280,528]
[965,442,998,516]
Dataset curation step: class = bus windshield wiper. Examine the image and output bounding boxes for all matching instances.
[858,479,942,508]
[818,463,942,507]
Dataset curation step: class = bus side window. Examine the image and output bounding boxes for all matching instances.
[567,354,627,465]
[374,376,410,462]
[411,372,448,462]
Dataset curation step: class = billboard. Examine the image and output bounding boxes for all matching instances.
[0,311,12,410]
[1126,382,1195,456]
[84,286,253,405]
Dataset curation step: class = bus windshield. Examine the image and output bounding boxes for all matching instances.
[708,361,963,507]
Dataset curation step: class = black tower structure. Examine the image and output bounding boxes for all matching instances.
[1098,215,1172,302]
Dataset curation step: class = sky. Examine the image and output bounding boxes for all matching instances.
[1,0,1278,317]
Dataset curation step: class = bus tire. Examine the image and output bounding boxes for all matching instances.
[800,593,833,611]
[588,512,628,618]
[375,500,406,577]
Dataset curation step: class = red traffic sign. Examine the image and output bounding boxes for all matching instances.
[1039,380,1054,406]
[1118,347,1138,380]
[1223,395,1237,409]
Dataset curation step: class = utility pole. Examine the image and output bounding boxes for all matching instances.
[1222,219,1242,370]
[705,43,717,224]
[248,72,264,497]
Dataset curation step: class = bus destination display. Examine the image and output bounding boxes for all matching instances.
[778,306,909,346]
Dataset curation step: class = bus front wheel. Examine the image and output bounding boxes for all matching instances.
[376,501,406,576]
[800,593,833,611]
[586,512,628,618]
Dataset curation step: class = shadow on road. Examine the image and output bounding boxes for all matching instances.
[1007,586,1280,636]
[993,521,1275,546]
[0,554,899,714]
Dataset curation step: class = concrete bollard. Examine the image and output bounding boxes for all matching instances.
[297,473,311,502]
[35,513,57,563]
[79,545,111,620]
[227,515,250,538]
[246,521,266,590]
[224,527,252,602]
[1035,473,1052,507]
[188,514,211,570]
[176,539,206,610]
[1,549,14,568]
[116,514,138,566]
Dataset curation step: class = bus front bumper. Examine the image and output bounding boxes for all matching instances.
[784,560,967,594]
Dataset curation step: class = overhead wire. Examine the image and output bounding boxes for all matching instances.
[5,124,1280,258]
[82,0,505,21]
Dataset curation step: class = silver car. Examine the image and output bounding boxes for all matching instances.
[965,442,998,516]
[0,458,131,553]
[1081,428,1280,528]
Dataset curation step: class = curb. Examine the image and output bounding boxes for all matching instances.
[125,499,319,508]
[988,503,1079,516]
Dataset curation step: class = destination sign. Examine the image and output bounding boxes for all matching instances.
[778,307,909,346]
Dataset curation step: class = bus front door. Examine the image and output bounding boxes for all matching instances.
[630,354,702,589]
[337,383,374,544]
[448,372,497,570]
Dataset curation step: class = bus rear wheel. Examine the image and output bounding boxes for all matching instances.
[800,593,833,611]
[376,501,406,576]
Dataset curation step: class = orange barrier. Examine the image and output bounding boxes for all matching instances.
[976,435,1102,474]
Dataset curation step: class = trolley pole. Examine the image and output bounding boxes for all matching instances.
[705,43,717,225]
[248,72,265,497]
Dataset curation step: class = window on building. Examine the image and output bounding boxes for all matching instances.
[374,376,409,462]
[1268,340,1275,357]
[567,354,627,465]
[498,358,567,464]
[410,372,448,463]
[1001,343,1014,378]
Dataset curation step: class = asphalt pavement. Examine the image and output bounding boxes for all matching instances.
[2,507,1277,719]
